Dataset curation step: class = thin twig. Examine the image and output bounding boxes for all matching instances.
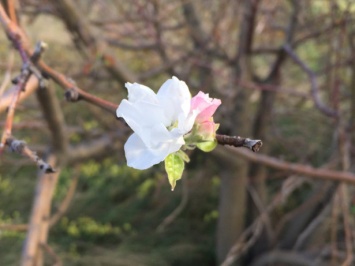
[220,175,306,266]
[283,44,338,118]
[5,137,55,173]
[21,155,59,266]
[340,184,353,266]
[220,219,264,266]
[0,65,32,152]
[0,50,14,101]
[0,223,28,231]
[40,243,63,266]
[293,202,332,250]
[247,185,273,239]
[331,190,340,265]
[0,3,118,115]
[156,176,188,232]
[5,0,18,27]
[49,174,79,227]
[216,134,262,152]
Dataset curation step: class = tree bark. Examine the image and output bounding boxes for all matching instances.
[216,0,259,263]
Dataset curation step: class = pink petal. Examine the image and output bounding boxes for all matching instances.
[191,91,221,123]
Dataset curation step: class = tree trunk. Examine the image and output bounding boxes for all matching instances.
[216,0,259,263]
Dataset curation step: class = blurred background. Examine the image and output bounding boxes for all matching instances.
[1,0,355,265]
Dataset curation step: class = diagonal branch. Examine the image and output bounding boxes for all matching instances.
[49,174,78,228]
[283,44,338,118]
[5,137,55,173]
[0,3,118,115]
[215,146,355,185]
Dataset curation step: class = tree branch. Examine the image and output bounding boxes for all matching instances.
[216,134,262,152]
[49,174,78,228]
[215,146,355,185]
[5,137,55,173]
[283,44,338,118]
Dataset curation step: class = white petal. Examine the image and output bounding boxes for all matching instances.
[117,83,170,127]
[157,76,191,124]
[117,82,173,147]
[142,123,177,148]
[124,133,183,170]
[124,134,166,169]
[117,99,162,128]
[125,82,158,103]
[178,109,199,134]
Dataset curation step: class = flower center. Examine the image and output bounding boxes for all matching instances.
[167,120,179,131]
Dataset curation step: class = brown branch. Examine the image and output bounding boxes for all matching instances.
[21,155,60,266]
[331,191,341,265]
[67,134,120,164]
[247,185,273,238]
[5,0,18,27]
[49,174,78,228]
[36,81,68,155]
[216,134,262,152]
[40,243,62,266]
[221,219,264,266]
[340,184,353,266]
[0,74,39,114]
[215,146,355,185]
[40,64,118,114]
[220,175,306,266]
[0,223,28,231]
[0,12,47,154]
[283,44,338,118]
[274,181,337,249]
[0,64,32,152]
[293,201,332,250]
[249,250,314,266]
[0,3,118,115]
[0,50,14,100]
[51,0,138,83]
[5,137,55,173]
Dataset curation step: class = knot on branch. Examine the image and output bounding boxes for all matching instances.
[5,137,25,153]
[28,64,47,89]
[30,41,48,63]
[5,137,56,174]
[38,161,56,173]
[11,76,19,85]
[12,50,47,91]
[65,88,81,102]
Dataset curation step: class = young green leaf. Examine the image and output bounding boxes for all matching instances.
[177,150,190,162]
[164,153,185,191]
[196,139,217,152]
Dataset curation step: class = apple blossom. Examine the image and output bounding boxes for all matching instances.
[117,77,221,190]
[116,76,198,170]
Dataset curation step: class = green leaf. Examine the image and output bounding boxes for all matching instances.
[197,139,217,152]
[177,150,190,163]
[164,153,185,191]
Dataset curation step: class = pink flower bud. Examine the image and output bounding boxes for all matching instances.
[195,121,219,141]
[191,92,221,123]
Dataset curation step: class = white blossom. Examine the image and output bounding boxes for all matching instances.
[116,77,197,170]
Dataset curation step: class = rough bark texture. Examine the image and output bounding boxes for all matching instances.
[216,0,259,263]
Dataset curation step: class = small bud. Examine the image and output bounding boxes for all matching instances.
[65,88,80,102]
